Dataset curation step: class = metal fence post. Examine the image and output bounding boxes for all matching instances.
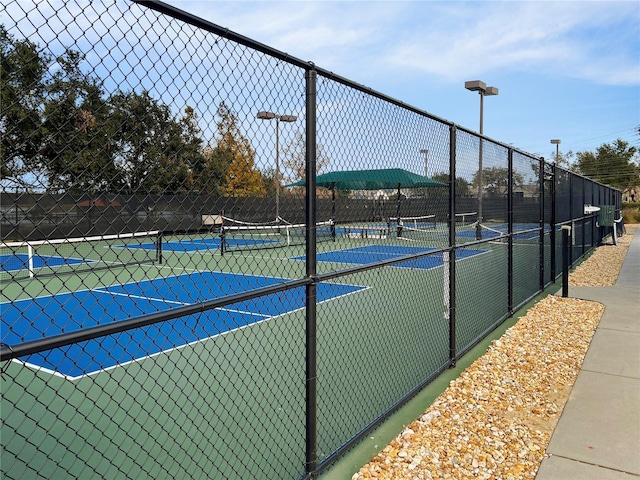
[507,148,514,314]
[550,163,556,281]
[561,225,571,297]
[569,174,574,264]
[539,157,545,291]
[448,125,457,366]
[304,65,318,478]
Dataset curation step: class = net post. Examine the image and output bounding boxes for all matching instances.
[219,210,226,255]
[395,183,403,238]
[331,182,336,241]
[219,228,226,255]
[27,243,34,278]
[156,232,163,264]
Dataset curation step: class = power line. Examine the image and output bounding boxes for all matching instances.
[560,125,639,151]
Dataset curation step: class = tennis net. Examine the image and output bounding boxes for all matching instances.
[221,215,283,228]
[220,221,334,253]
[467,222,546,242]
[391,215,437,231]
[455,211,477,227]
[0,230,161,281]
[391,215,437,242]
[340,223,391,239]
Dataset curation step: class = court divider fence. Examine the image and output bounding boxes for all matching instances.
[1,2,622,479]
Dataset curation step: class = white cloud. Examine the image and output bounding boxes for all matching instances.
[173,1,406,69]
[175,0,639,86]
[381,1,640,86]
[12,0,639,88]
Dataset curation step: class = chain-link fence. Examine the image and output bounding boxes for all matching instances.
[1,2,622,479]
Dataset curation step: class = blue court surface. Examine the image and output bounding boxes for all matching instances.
[129,237,282,252]
[1,254,92,272]
[294,245,486,269]
[1,271,365,379]
[128,238,221,252]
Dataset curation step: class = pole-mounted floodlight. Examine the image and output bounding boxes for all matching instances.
[465,80,499,240]
[550,139,561,164]
[257,111,277,120]
[464,80,498,135]
[257,110,298,223]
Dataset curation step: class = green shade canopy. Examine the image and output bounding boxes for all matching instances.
[285,168,446,190]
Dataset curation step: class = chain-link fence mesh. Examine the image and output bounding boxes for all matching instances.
[1,2,622,479]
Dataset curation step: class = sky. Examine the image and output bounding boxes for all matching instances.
[164,0,639,161]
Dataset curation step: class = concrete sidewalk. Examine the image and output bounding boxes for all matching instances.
[536,228,640,479]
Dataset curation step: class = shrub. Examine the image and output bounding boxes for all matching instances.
[622,203,640,224]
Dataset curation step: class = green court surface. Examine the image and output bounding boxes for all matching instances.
[1,226,547,479]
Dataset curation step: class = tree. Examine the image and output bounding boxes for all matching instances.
[547,149,574,169]
[2,28,212,195]
[196,143,233,194]
[260,166,277,197]
[110,91,204,194]
[431,172,471,198]
[281,131,330,183]
[471,166,525,196]
[215,102,265,197]
[1,28,131,193]
[573,139,639,189]
[40,50,124,194]
[0,26,48,189]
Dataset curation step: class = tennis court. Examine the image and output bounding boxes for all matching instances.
[0,253,93,272]
[1,231,161,281]
[454,223,554,239]
[294,244,487,269]
[1,271,365,379]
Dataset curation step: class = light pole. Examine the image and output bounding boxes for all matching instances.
[465,80,498,239]
[419,149,429,177]
[419,148,430,200]
[550,139,561,164]
[257,110,297,223]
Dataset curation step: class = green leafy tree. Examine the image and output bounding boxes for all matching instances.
[1,28,129,193]
[471,166,525,196]
[431,172,471,197]
[0,26,48,188]
[110,91,204,194]
[215,102,265,197]
[260,166,277,197]
[2,27,209,195]
[547,149,574,169]
[40,50,123,193]
[574,139,639,189]
[196,143,233,194]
